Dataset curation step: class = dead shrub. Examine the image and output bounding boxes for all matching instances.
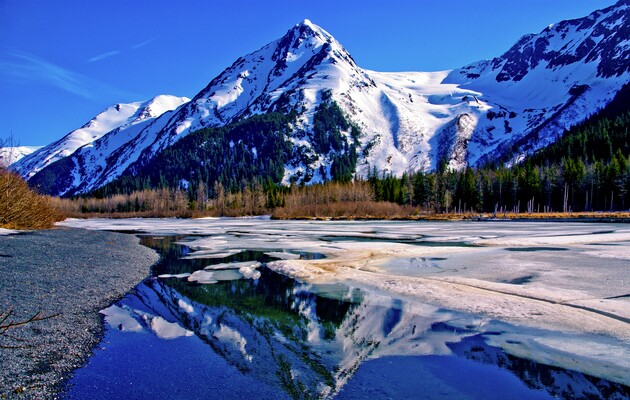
[0,167,63,229]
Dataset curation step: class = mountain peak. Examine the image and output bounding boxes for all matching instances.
[281,18,341,52]
[448,0,630,84]
[293,19,325,35]
[172,17,361,134]
[296,18,315,29]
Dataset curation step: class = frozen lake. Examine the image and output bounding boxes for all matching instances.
[59,218,630,399]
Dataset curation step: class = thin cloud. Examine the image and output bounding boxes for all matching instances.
[0,52,140,101]
[86,36,158,63]
[131,36,159,50]
[88,50,121,62]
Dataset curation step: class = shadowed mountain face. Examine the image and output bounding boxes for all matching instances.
[20,2,630,196]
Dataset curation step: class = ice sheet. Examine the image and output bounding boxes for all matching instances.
[61,218,630,342]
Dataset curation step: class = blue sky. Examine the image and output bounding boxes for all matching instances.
[0,0,616,146]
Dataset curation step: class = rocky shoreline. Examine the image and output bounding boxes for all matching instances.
[0,228,158,399]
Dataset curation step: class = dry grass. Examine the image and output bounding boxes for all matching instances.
[0,168,64,229]
[272,201,424,220]
[51,186,270,219]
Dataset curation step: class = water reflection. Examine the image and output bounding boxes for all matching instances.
[65,236,630,400]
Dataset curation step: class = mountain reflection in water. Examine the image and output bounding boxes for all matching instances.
[65,235,629,400]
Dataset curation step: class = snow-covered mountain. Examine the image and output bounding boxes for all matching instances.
[0,146,42,166]
[122,18,490,180]
[22,1,630,195]
[12,95,189,181]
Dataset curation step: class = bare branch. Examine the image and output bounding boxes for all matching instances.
[0,307,59,348]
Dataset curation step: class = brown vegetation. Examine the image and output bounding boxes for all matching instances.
[53,180,421,220]
[0,137,63,229]
[51,179,630,222]
[0,167,63,230]
[272,201,419,219]
[452,211,630,222]
[272,181,421,219]
[52,186,269,218]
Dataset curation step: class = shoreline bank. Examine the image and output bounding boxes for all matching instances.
[0,228,158,399]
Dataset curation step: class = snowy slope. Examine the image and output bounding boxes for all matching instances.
[122,20,491,178]
[27,1,630,195]
[12,95,189,182]
[0,146,42,166]
[29,95,190,196]
[444,0,630,166]
[14,102,145,179]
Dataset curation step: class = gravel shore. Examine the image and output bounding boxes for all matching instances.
[0,227,158,399]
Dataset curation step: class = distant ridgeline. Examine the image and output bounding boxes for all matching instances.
[78,97,360,200]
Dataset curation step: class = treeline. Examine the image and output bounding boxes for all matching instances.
[271,180,411,218]
[367,156,628,215]
[53,152,630,219]
[54,180,414,219]
[53,184,267,218]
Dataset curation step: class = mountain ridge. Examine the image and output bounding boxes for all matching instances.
[11,95,189,181]
[16,1,630,196]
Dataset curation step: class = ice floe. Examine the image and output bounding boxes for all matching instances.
[265,251,301,260]
[157,273,191,279]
